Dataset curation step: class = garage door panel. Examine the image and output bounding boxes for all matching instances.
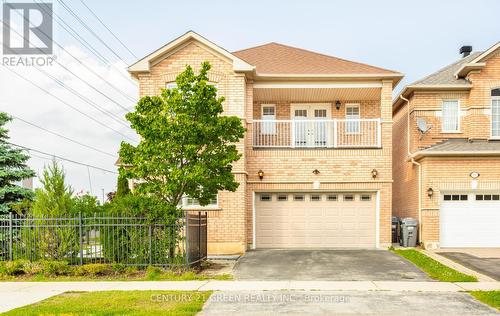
[256,192,376,248]
[440,193,500,248]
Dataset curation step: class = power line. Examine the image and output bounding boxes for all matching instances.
[9,142,119,174]
[11,115,117,158]
[2,12,137,103]
[58,0,129,64]
[1,64,137,143]
[0,19,136,113]
[35,66,130,127]
[33,0,137,85]
[77,0,138,60]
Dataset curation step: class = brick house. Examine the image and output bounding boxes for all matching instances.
[128,31,403,254]
[393,42,500,249]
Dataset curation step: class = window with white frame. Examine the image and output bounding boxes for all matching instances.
[345,104,360,134]
[261,104,276,135]
[492,89,500,137]
[166,82,177,89]
[442,100,460,132]
[180,194,218,208]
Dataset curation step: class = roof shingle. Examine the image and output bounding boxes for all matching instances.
[232,42,400,75]
[409,52,482,87]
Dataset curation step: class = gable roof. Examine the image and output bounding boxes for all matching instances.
[128,32,403,84]
[394,41,500,113]
[410,52,481,87]
[232,42,401,76]
[128,31,254,77]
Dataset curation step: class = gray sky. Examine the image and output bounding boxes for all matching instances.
[1,0,499,201]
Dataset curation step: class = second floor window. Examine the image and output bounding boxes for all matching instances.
[442,100,460,132]
[492,89,500,138]
[345,104,360,134]
[261,105,276,135]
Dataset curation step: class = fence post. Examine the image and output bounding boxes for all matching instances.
[185,210,189,268]
[8,213,13,261]
[148,224,152,265]
[78,212,83,265]
[198,212,201,261]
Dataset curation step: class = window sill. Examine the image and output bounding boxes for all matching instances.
[183,206,221,211]
[440,131,462,134]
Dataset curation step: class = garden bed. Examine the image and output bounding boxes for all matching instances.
[0,259,232,281]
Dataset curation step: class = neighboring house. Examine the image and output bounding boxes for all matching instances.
[393,42,500,249]
[128,31,403,254]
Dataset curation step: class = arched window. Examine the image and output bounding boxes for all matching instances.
[492,89,500,137]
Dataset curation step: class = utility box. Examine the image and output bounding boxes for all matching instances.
[391,216,399,243]
[399,218,418,247]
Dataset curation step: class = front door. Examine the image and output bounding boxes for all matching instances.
[291,105,331,147]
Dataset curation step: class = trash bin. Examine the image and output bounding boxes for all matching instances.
[391,216,399,243]
[399,218,418,247]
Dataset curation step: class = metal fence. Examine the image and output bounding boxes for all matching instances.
[0,212,207,267]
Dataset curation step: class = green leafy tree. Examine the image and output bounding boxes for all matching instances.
[119,62,245,219]
[115,173,130,197]
[0,112,35,214]
[28,161,78,260]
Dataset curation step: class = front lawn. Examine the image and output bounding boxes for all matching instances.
[470,291,500,311]
[392,249,477,282]
[4,290,212,316]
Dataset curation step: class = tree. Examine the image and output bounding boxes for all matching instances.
[31,160,74,218]
[27,161,78,260]
[115,173,130,197]
[0,112,35,214]
[119,62,245,221]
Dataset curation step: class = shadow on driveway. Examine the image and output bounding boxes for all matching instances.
[234,249,430,281]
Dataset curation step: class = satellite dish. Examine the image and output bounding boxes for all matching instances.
[417,118,433,139]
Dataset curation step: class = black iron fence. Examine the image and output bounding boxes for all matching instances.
[0,212,207,267]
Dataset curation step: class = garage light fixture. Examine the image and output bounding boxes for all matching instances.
[427,187,434,198]
[313,169,320,175]
[257,170,264,180]
[371,169,378,179]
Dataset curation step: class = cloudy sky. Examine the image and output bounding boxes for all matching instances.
[1,0,499,202]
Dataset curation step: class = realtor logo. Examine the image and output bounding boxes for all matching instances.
[2,2,53,55]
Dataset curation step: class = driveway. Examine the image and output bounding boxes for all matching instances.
[438,249,500,281]
[200,290,499,315]
[233,249,430,281]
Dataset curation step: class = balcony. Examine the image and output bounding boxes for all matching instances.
[252,119,381,148]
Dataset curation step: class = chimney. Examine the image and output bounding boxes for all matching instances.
[460,45,472,58]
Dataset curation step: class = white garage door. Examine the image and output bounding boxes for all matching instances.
[255,192,376,248]
[440,193,500,247]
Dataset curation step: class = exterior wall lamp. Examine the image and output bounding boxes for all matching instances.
[427,187,434,198]
[313,169,320,175]
[371,169,378,179]
[335,100,341,111]
[258,170,264,180]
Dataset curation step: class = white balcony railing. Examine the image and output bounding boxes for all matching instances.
[253,119,381,148]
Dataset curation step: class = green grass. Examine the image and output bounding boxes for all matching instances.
[3,290,212,316]
[470,291,500,311]
[392,249,477,282]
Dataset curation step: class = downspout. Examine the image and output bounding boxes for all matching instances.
[399,95,422,244]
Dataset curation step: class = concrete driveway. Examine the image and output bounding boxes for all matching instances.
[438,249,500,281]
[234,249,430,281]
[200,290,499,315]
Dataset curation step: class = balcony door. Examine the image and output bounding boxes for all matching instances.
[291,104,331,147]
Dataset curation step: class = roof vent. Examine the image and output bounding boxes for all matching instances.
[460,45,472,58]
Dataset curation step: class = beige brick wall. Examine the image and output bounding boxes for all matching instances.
[392,48,500,248]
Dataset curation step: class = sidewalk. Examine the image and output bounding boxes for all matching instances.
[1,280,500,312]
